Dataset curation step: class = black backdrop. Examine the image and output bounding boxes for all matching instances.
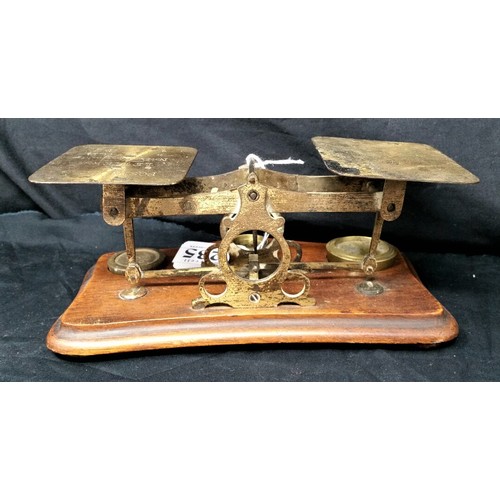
[1,118,499,381]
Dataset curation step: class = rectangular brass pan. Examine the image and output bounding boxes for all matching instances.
[312,136,479,184]
[29,144,198,185]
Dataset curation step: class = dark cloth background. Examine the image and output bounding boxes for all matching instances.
[0,118,498,381]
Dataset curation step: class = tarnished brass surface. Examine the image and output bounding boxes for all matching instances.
[102,185,126,226]
[29,145,197,185]
[312,137,479,184]
[357,279,385,296]
[228,235,301,268]
[119,286,148,300]
[127,190,382,217]
[141,260,364,280]
[125,168,374,197]
[379,180,406,221]
[125,168,383,218]
[107,248,165,275]
[28,139,479,311]
[326,236,398,271]
[361,180,406,273]
[193,172,315,309]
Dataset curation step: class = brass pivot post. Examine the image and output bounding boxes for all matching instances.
[358,180,407,296]
[119,217,147,300]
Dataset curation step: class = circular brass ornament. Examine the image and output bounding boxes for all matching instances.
[108,248,165,275]
[326,236,397,270]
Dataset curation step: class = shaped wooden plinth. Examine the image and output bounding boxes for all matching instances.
[47,243,458,356]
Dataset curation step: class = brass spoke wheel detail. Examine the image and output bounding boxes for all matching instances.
[193,173,315,309]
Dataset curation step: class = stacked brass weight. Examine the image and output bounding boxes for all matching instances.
[326,236,397,271]
[108,248,165,275]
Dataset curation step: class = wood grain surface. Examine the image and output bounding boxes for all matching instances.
[47,242,458,356]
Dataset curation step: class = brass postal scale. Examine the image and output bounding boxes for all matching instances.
[29,137,479,356]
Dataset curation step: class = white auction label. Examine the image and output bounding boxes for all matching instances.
[172,241,219,269]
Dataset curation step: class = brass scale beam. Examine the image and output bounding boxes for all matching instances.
[28,139,478,305]
[101,167,407,292]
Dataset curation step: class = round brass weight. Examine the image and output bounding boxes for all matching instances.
[326,236,397,271]
[107,248,166,275]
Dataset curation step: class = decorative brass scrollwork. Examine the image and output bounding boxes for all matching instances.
[193,172,315,309]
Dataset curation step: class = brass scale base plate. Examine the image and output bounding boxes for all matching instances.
[46,242,458,356]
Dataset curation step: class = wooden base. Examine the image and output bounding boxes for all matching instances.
[47,243,458,356]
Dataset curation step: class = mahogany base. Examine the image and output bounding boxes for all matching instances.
[46,243,458,356]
